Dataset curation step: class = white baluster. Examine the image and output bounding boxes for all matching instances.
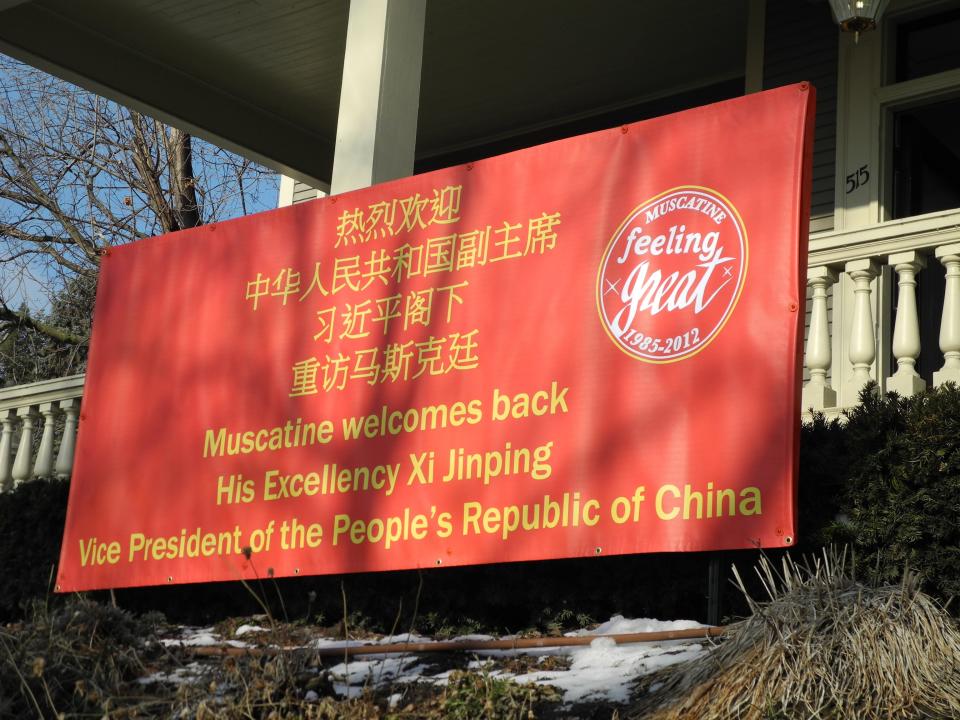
[887,251,927,396]
[12,406,38,485]
[55,398,80,480]
[802,266,838,410]
[934,243,960,387]
[0,410,16,491]
[32,402,59,479]
[843,259,880,401]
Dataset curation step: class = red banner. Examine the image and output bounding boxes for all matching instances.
[57,85,814,591]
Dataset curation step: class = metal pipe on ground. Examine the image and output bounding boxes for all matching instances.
[188,626,727,658]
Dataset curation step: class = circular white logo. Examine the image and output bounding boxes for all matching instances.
[597,187,748,363]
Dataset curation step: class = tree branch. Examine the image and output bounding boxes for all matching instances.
[129,111,178,234]
[0,303,86,346]
[0,223,93,276]
[0,128,102,262]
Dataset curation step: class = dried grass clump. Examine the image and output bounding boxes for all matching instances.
[0,598,160,717]
[631,549,960,720]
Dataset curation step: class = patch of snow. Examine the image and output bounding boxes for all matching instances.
[423,668,455,682]
[304,690,319,702]
[333,683,365,699]
[572,614,706,636]
[474,645,570,658]
[511,634,706,704]
[138,661,210,686]
[234,624,267,637]
[161,626,251,649]
[318,615,709,707]
[377,632,431,644]
[329,656,423,687]
[390,664,434,684]
[313,632,436,658]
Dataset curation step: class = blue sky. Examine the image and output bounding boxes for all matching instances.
[0,54,281,313]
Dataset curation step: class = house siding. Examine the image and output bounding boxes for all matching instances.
[292,180,321,204]
[763,0,838,227]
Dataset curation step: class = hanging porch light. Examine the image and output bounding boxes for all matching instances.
[829,0,892,39]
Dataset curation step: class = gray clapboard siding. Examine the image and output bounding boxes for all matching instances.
[292,180,321,204]
[763,0,839,227]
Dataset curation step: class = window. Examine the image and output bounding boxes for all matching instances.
[884,4,960,222]
[883,3,960,384]
[894,6,960,82]
[891,97,960,219]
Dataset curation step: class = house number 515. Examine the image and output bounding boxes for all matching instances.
[845,165,869,194]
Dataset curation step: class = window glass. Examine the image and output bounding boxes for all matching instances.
[895,8,960,82]
[892,98,960,219]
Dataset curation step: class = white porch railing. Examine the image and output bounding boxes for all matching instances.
[0,374,83,490]
[1,211,959,491]
[803,208,960,420]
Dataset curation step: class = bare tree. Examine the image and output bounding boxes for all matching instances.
[0,55,276,384]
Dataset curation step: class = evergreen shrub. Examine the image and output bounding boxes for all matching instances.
[0,478,69,618]
[821,384,960,600]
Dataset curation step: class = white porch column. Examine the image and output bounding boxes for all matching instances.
[277,175,296,208]
[0,410,16,491]
[887,251,926,396]
[934,243,960,387]
[834,23,882,230]
[55,397,80,479]
[11,405,37,485]
[330,0,426,195]
[802,266,838,410]
[843,259,880,400]
[32,401,58,478]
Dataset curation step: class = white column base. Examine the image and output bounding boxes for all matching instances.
[933,365,960,388]
[802,380,836,411]
[842,377,878,403]
[887,369,926,397]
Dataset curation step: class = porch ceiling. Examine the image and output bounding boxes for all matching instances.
[0,0,747,186]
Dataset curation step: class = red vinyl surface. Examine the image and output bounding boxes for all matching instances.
[57,84,814,591]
